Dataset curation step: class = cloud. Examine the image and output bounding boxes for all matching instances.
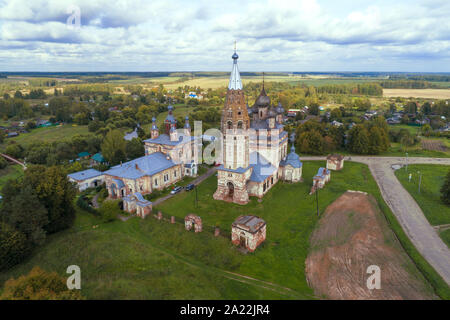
[0,0,449,71]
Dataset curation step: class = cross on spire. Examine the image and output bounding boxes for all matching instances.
[262,72,265,90]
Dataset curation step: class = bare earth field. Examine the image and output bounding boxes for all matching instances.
[421,139,447,152]
[305,191,436,300]
[383,89,450,99]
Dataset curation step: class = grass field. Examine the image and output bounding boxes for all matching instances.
[440,229,450,247]
[395,164,450,227]
[0,165,23,190]
[383,89,450,99]
[2,124,91,148]
[1,161,449,299]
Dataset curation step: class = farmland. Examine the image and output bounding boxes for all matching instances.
[383,89,450,99]
[2,124,91,148]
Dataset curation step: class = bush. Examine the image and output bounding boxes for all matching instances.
[0,266,83,300]
[0,157,8,169]
[98,200,121,222]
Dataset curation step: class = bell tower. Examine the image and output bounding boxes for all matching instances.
[221,46,250,170]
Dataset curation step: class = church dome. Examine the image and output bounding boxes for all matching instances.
[276,102,284,114]
[255,88,270,107]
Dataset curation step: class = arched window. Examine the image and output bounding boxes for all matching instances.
[227,121,233,130]
[237,121,243,129]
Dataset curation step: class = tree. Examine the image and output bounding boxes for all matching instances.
[5,143,24,159]
[296,130,324,155]
[0,157,7,169]
[368,126,388,155]
[405,101,418,114]
[23,165,77,234]
[309,103,320,116]
[126,138,145,160]
[99,200,120,222]
[0,266,83,300]
[1,184,48,247]
[101,129,127,165]
[14,90,23,99]
[0,222,28,271]
[441,170,450,206]
[421,124,433,137]
[421,102,432,115]
[330,108,342,121]
[347,124,370,154]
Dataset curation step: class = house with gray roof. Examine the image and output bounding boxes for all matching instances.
[67,169,104,191]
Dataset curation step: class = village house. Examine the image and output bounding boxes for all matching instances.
[90,152,107,166]
[67,168,105,191]
[231,215,266,252]
[326,154,344,171]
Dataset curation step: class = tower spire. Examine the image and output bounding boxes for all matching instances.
[262,72,265,90]
[228,42,243,90]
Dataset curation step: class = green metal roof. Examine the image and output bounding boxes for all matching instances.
[92,153,106,163]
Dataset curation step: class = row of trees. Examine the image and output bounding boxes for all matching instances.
[295,116,390,155]
[0,166,76,270]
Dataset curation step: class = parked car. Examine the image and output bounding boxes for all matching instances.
[185,184,195,191]
[170,186,183,194]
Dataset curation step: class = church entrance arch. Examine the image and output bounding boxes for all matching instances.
[227,182,234,198]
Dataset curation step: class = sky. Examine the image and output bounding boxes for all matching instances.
[0,0,449,72]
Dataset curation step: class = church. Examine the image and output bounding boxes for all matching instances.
[213,49,303,205]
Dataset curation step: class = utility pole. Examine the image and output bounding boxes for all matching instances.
[418,171,422,194]
[195,185,198,208]
[316,187,319,217]
[405,152,408,171]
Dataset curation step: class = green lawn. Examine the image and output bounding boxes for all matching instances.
[0,164,23,190]
[440,229,450,247]
[1,161,449,299]
[395,164,450,226]
[2,124,91,147]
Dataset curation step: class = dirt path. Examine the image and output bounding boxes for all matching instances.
[301,156,450,285]
[0,153,26,169]
[306,191,436,299]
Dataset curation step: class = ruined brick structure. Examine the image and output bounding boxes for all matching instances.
[326,154,344,171]
[122,192,152,218]
[231,215,266,252]
[185,214,202,233]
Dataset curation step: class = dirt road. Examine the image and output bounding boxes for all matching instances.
[301,156,450,285]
